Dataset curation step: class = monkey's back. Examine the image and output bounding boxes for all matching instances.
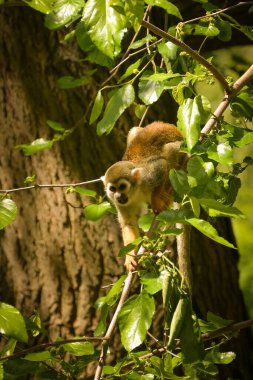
[123,121,182,162]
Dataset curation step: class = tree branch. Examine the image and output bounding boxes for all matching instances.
[201,64,253,136]
[141,20,231,94]
[0,336,104,362]
[0,178,102,194]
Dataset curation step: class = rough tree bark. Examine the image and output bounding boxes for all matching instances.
[0,6,252,380]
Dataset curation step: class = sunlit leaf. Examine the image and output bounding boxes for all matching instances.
[138,78,166,105]
[84,202,113,221]
[177,97,201,151]
[0,302,28,343]
[90,91,104,124]
[0,199,17,230]
[23,0,52,14]
[62,341,94,356]
[140,271,166,295]
[145,0,182,19]
[46,120,65,132]
[124,0,145,31]
[82,0,127,59]
[199,198,245,219]
[45,0,84,29]
[16,138,53,156]
[187,218,236,248]
[24,351,52,361]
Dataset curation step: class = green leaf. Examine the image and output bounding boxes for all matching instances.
[16,138,53,156]
[124,0,145,31]
[215,19,232,41]
[158,208,193,224]
[47,120,65,132]
[235,131,253,147]
[169,169,190,198]
[3,359,39,377]
[230,91,253,119]
[84,202,112,221]
[97,84,135,135]
[89,91,104,124]
[140,271,165,295]
[130,35,156,49]
[189,196,200,217]
[177,97,201,151]
[62,341,94,356]
[187,156,214,188]
[198,198,245,219]
[145,0,182,19]
[57,75,92,89]
[119,58,142,82]
[179,303,204,363]
[67,186,97,197]
[23,0,52,14]
[0,302,28,343]
[138,78,166,105]
[0,199,17,230]
[207,142,233,165]
[187,218,236,248]
[118,292,155,351]
[119,237,142,257]
[45,0,84,29]
[75,21,114,67]
[95,274,127,308]
[82,0,127,59]
[205,348,235,365]
[24,351,52,361]
[158,40,178,61]
[94,304,109,336]
[207,311,233,329]
[193,23,219,37]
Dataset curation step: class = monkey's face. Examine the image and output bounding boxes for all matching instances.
[102,161,145,208]
[106,178,132,206]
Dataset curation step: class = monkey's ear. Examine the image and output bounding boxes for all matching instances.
[100,175,105,184]
[131,168,143,183]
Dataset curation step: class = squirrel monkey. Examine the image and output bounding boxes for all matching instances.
[102,121,184,271]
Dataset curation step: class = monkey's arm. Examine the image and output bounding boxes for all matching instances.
[117,207,140,272]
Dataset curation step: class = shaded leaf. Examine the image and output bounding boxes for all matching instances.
[118,292,155,351]
[97,84,135,135]
[199,198,245,219]
[57,75,92,89]
[138,78,166,105]
[47,120,65,132]
[140,270,166,295]
[23,0,52,13]
[177,97,201,151]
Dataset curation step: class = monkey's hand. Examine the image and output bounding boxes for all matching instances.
[125,252,138,272]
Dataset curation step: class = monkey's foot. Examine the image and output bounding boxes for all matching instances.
[125,254,138,272]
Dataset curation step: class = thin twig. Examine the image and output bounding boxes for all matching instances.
[94,217,158,380]
[0,178,102,194]
[182,1,253,25]
[141,20,231,94]
[0,336,104,362]
[201,64,253,136]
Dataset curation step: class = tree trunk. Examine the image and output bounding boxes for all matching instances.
[0,6,252,379]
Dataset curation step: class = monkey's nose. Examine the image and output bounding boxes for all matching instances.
[116,193,128,204]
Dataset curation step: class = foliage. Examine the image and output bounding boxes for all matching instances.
[0,0,253,379]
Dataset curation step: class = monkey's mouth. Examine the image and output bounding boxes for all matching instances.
[116,193,128,205]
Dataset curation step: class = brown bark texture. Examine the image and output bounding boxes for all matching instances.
[0,6,252,380]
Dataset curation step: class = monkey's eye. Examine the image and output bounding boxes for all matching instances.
[118,183,127,191]
[109,185,116,193]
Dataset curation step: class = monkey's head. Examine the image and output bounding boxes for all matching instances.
[102,161,144,208]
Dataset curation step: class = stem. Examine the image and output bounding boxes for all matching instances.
[182,2,253,25]
[176,223,192,293]
[0,336,104,362]
[141,20,231,94]
[94,217,158,380]
[201,64,253,136]
[0,178,102,194]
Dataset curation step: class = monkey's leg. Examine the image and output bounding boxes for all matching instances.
[117,208,140,272]
[151,180,173,214]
